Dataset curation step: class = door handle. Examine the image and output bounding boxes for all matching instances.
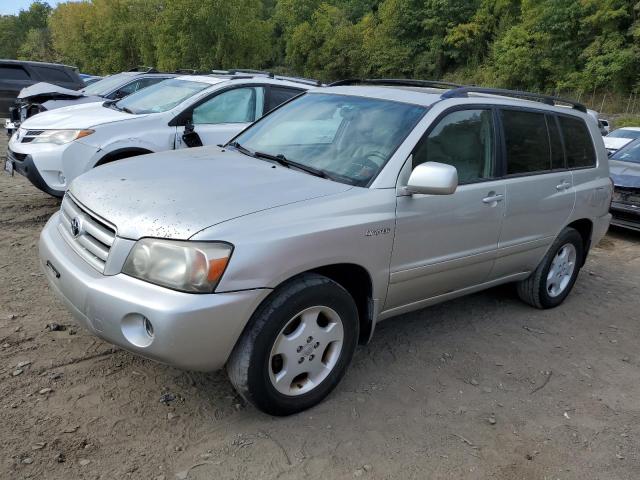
[556,180,571,191]
[482,193,504,204]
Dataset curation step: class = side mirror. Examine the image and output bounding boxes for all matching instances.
[406,162,458,195]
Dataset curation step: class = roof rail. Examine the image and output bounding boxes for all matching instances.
[442,86,587,113]
[173,68,206,74]
[273,75,322,87]
[128,66,158,73]
[228,69,275,78]
[328,78,462,89]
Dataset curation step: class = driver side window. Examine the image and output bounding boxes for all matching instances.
[192,87,264,125]
[413,109,495,184]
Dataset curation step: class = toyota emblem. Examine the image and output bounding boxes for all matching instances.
[71,217,82,237]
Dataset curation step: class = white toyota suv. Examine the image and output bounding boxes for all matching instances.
[6,72,317,196]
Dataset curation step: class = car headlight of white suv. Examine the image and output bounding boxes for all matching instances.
[122,239,233,293]
[28,129,94,145]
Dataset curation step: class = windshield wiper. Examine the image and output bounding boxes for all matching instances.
[227,141,254,158]
[253,151,330,179]
[120,106,135,114]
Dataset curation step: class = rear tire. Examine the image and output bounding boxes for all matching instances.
[226,273,359,416]
[516,227,584,309]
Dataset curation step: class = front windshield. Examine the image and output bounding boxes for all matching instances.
[607,129,640,139]
[81,73,132,96]
[114,79,210,114]
[611,139,640,164]
[233,93,426,186]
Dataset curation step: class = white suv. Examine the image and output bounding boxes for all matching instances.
[6,72,316,196]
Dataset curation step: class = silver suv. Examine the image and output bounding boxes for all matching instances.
[39,80,612,415]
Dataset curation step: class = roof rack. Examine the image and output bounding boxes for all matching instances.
[128,66,158,73]
[173,68,206,74]
[209,69,321,86]
[328,78,462,89]
[442,86,587,113]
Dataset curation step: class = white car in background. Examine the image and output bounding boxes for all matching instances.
[6,72,316,196]
[604,127,640,154]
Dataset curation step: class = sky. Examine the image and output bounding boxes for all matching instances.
[0,0,79,16]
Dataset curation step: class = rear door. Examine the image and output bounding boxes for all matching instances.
[490,109,576,279]
[0,64,34,113]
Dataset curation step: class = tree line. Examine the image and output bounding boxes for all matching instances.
[1,0,639,97]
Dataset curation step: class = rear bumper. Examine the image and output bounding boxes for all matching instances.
[610,202,640,231]
[39,213,270,371]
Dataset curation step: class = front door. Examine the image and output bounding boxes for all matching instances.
[175,86,265,149]
[386,108,505,312]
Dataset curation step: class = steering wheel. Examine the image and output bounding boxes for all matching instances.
[346,151,386,179]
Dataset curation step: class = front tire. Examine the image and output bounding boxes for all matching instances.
[516,227,584,309]
[227,273,359,416]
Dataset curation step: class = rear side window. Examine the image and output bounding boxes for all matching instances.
[266,87,303,112]
[559,116,596,168]
[31,66,73,83]
[0,65,30,80]
[501,109,550,174]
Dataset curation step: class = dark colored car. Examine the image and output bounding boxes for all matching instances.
[609,138,640,231]
[7,70,178,134]
[0,59,84,115]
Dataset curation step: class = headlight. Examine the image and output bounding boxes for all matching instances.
[30,129,94,145]
[122,239,233,293]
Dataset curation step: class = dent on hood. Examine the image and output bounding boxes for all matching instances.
[18,82,85,101]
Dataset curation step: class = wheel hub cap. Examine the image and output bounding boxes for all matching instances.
[269,305,344,396]
[546,243,577,298]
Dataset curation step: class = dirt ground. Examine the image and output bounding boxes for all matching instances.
[1,134,639,480]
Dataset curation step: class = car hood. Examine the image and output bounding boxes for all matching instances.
[604,137,633,151]
[610,159,640,188]
[69,147,353,240]
[18,82,85,100]
[21,101,141,129]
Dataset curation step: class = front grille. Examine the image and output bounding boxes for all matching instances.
[58,195,116,273]
[21,130,45,143]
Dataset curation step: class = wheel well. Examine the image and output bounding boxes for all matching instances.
[94,148,153,167]
[310,264,374,345]
[567,218,593,266]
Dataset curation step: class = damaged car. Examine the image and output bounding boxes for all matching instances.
[609,138,640,231]
[6,72,315,196]
[6,70,177,135]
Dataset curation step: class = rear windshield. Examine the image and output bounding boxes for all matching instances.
[114,79,210,114]
[607,129,640,140]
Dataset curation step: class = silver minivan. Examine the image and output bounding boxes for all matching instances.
[39,80,612,415]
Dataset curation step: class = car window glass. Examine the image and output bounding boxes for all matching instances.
[192,87,260,124]
[607,129,640,139]
[31,66,73,83]
[235,93,426,186]
[115,79,210,114]
[611,139,640,164]
[81,73,132,95]
[559,116,596,168]
[116,77,166,97]
[413,109,494,184]
[0,66,30,80]
[547,115,565,169]
[502,109,551,174]
[266,87,303,112]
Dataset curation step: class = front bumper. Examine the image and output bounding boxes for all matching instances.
[39,213,270,371]
[7,148,64,197]
[610,202,640,231]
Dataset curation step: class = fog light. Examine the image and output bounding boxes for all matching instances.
[121,313,154,348]
[58,172,66,185]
